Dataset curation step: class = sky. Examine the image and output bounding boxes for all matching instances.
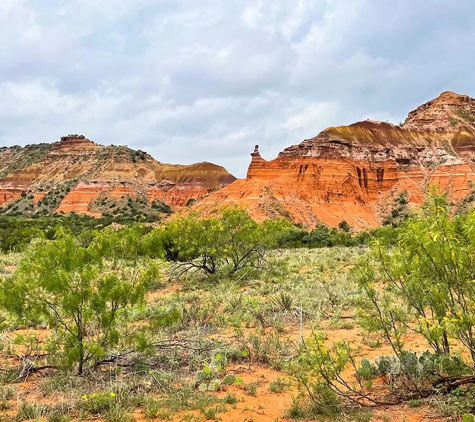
[1,1,475,177]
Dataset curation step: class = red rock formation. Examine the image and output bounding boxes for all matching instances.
[197,91,475,228]
[51,134,97,151]
[32,192,46,205]
[56,183,107,215]
[0,189,23,205]
[0,136,236,216]
[147,186,210,207]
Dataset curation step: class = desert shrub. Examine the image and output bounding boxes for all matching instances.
[0,224,45,253]
[81,392,117,415]
[439,386,475,419]
[15,403,49,421]
[287,332,348,415]
[162,206,292,278]
[239,331,293,370]
[0,387,14,401]
[338,220,351,232]
[277,224,360,249]
[0,229,160,374]
[356,192,475,365]
[382,190,411,226]
[270,377,288,393]
[151,200,172,214]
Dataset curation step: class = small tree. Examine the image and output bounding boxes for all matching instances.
[162,206,292,278]
[0,228,159,374]
[338,220,350,233]
[356,192,475,365]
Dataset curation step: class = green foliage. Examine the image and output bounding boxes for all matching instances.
[195,353,243,392]
[200,404,225,420]
[151,199,172,214]
[437,386,475,418]
[0,143,50,179]
[89,193,170,221]
[356,192,475,364]
[142,397,162,420]
[243,382,258,396]
[277,223,360,248]
[355,359,378,382]
[456,110,475,123]
[15,402,48,421]
[270,291,297,313]
[382,190,411,226]
[287,332,347,415]
[81,392,117,415]
[0,214,140,253]
[0,223,45,253]
[338,220,351,232]
[352,350,469,400]
[163,206,292,277]
[0,229,160,374]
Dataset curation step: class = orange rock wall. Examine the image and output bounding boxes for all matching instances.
[55,184,212,215]
[198,92,475,229]
[147,186,210,207]
[56,185,103,216]
[0,189,23,206]
[199,156,475,229]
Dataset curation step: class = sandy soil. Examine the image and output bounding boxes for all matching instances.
[0,285,452,421]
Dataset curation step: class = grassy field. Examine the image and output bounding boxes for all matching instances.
[0,244,462,422]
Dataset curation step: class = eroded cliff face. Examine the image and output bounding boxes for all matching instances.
[197,91,475,228]
[0,135,235,217]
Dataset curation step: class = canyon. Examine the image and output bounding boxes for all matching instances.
[3,91,475,227]
[196,91,475,228]
[0,135,235,217]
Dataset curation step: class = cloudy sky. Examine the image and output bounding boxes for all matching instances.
[1,1,474,177]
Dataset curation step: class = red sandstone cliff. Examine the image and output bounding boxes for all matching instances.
[196,91,475,228]
[0,135,235,217]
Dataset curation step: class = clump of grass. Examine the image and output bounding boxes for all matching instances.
[0,386,15,400]
[0,401,11,411]
[15,403,48,421]
[223,393,238,405]
[103,406,134,422]
[269,378,287,393]
[143,397,161,419]
[47,416,71,422]
[200,404,225,420]
[244,382,258,396]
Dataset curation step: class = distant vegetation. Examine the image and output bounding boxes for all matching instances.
[0,214,155,253]
[0,207,396,254]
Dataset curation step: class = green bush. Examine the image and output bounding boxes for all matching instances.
[162,206,293,277]
[0,229,160,374]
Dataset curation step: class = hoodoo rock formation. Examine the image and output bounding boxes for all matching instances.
[0,135,235,217]
[196,91,475,228]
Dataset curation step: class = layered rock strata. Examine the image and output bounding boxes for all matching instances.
[196,91,475,228]
[0,135,235,216]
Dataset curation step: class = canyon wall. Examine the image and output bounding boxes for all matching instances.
[196,91,475,228]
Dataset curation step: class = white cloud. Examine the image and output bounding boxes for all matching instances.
[283,102,338,132]
[0,0,474,177]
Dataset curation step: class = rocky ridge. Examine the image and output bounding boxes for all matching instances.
[196,91,475,228]
[0,135,235,217]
